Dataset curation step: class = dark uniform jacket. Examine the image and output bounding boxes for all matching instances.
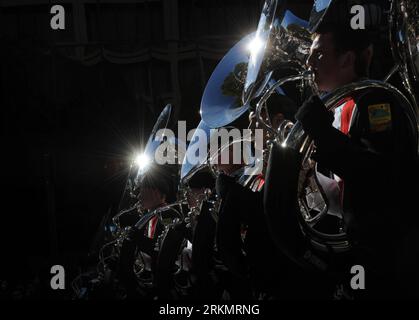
[301,87,418,298]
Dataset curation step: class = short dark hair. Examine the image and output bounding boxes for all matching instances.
[315,23,373,77]
[266,93,297,121]
[140,164,174,200]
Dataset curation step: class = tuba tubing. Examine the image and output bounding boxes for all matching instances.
[133,201,186,231]
[255,71,314,138]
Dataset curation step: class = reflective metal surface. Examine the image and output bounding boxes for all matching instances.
[389,0,418,113]
[269,10,311,68]
[180,120,212,183]
[399,0,419,83]
[243,0,281,105]
[144,104,172,157]
[308,0,333,33]
[243,2,311,105]
[134,201,185,231]
[256,72,313,137]
[200,33,254,128]
[135,104,172,184]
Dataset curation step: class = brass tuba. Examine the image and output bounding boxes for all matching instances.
[199,3,312,192]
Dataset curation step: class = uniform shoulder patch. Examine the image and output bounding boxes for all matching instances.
[367,103,392,133]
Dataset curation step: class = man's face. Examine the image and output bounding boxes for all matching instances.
[248,109,284,130]
[248,109,284,137]
[139,187,165,211]
[307,33,344,93]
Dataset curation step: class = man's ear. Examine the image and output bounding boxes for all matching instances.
[362,44,374,67]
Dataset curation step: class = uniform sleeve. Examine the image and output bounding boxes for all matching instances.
[311,89,416,185]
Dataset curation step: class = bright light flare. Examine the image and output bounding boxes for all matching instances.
[134,153,150,171]
[248,36,264,57]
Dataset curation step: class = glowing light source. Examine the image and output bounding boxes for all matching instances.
[247,36,264,57]
[134,153,150,171]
